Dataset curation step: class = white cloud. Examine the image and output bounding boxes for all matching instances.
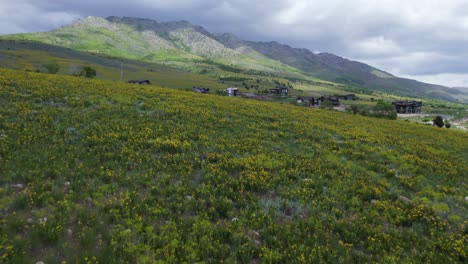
[0,0,79,33]
[402,73,468,88]
[353,36,403,57]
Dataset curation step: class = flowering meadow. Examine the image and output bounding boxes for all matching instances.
[0,68,467,263]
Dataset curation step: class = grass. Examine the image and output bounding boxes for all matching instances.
[0,68,467,263]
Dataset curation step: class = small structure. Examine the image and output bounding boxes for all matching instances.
[226,87,239,97]
[128,80,151,84]
[193,86,210,93]
[325,96,340,106]
[392,101,422,114]
[337,94,356,100]
[269,85,289,96]
[296,97,316,107]
[302,96,340,107]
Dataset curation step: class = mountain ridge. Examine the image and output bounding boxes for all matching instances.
[2,16,467,102]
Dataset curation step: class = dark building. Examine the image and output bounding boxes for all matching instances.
[392,101,422,113]
[269,85,289,96]
[128,80,151,84]
[193,86,210,93]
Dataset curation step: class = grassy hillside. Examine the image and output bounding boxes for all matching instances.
[0,69,467,263]
[0,39,226,91]
[0,39,354,97]
[3,16,307,79]
[4,15,466,103]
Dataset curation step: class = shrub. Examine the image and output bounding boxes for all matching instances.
[42,61,60,74]
[75,66,97,78]
[433,116,444,128]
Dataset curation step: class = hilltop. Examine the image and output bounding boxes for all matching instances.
[0,68,467,262]
[2,16,467,103]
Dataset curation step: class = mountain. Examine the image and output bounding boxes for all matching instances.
[2,16,467,102]
[214,33,467,102]
[4,16,305,77]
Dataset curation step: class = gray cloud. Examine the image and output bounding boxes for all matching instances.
[0,0,467,87]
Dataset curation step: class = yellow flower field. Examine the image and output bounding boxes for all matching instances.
[0,68,466,262]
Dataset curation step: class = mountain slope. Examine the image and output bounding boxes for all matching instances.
[5,16,306,78]
[2,16,467,102]
[214,33,468,102]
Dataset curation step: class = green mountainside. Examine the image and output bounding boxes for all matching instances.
[2,16,467,103]
[214,33,467,102]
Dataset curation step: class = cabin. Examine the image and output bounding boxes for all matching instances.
[128,80,151,84]
[296,97,316,107]
[307,96,340,107]
[392,101,422,114]
[193,86,210,93]
[269,85,289,96]
[326,96,340,106]
[226,87,239,97]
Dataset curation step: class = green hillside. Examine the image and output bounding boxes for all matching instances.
[3,16,467,102]
[0,39,226,91]
[0,68,466,263]
[4,16,307,79]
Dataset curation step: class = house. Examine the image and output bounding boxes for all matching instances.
[269,85,289,96]
[128,80,151,84]
[193,86,210,93]
[226,87,239,96]
[311,96,340,107]
[325,96,340,106]
[392,101,422,113]
[296,97,316,107]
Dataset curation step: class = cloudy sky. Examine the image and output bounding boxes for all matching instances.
[1,0,467,88]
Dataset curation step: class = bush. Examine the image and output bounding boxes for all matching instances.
[75,66,96,78]
[433,116,444,128]
[319,100,334,110]
[42,61,60,74]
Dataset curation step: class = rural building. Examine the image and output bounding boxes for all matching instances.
[226,87,239,96]
[269,85,289,96]
[316,96,340,106]
[128,80,151,84]
[391,101,422,114]
[193,86,210,93]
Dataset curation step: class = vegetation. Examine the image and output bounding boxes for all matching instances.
[0,68,466,263]
[75,65,97,78]
[346,101,397,120]
[41,60,60,74]
[433,116,445,128]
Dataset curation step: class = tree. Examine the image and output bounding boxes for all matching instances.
[76,66,96,78]
[373,101,397,119]
[42,61,60,74]
[433,116,444,128]
[444,120,451,128]
[319,100,334,110]
[349,104,359,114]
